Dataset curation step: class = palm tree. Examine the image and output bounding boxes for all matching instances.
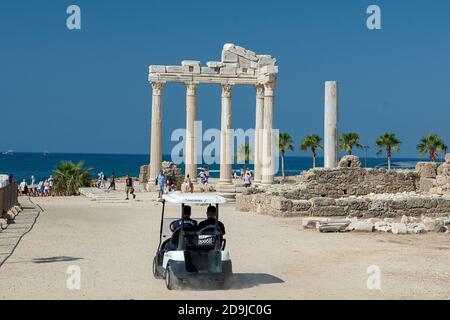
[235,144,252,175]
[340,132,363,155]
[417,134,447,162]
[375,133,401,170]
[300,134,322,169]
[53,161,93,196]
[277,133,294,180]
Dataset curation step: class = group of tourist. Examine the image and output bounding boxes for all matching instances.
[18,175,54,197]
[155,170,177,199]
[232,169,253,188]
[96,171,116,191]
[96,171,138,201]
[155,166,211,199]
[184,166,210,194]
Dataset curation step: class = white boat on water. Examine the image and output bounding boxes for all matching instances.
[43,151,49,156]
[1,150,13,155]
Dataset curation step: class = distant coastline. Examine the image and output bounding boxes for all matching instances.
[0,152,437,182]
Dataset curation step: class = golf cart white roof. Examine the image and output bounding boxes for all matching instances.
[162,192,227,204]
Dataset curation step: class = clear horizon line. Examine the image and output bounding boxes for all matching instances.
[0,151,433,160]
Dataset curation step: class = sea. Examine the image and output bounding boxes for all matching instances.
[0,152,428,183]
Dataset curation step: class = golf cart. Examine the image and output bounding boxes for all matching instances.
[152,192,233,290]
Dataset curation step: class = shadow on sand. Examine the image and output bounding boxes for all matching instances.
[32,256,83,264]
[181,273,284,291]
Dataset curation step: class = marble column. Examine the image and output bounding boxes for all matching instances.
[324,81,339,169]
[219,84,233,185]
[254,84,265,184]
[185,82,198,180]
[149,81,164,186]
[261,81,276,185]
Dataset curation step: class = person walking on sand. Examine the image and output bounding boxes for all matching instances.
[200,171,209,193]
[30,175,36,196]
[44,179,50,196]
[37,180,43,196]
[156,170,166,199]
[243,172,252,188]
[108,172,116,191]
[125,174,136,200]
[98,172,106,189]
[19,179,27,196]
[184,174,193,193]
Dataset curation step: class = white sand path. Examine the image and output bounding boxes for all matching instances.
[1,193,450,299]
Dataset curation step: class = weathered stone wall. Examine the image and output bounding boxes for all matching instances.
[236,192,450,218]
[291,167,418,199]
[245,165,419,202]
[427,155,450,195]
[236,155,450,218]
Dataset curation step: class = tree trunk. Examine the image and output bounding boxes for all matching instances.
[312,148,316,169]
[387,147,392,170]
[281,151,285,180]
[244,161,247,176]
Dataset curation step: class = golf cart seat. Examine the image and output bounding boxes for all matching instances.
[185,232,218,251]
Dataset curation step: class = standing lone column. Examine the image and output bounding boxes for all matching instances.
[219,84,233,185]
[254,84,265,184]
[185,82,198,180]
[324,81,339,168]
[261,81,276,185]
[148,81,164,186]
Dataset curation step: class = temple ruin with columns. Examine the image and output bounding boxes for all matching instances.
[145,44,279,192]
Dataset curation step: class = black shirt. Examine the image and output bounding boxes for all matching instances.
[126,177,133,187]
[197,218,226,235]
[170,218,198,232]
[170,218,198,249]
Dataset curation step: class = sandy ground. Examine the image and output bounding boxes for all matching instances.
[0,192,450,300]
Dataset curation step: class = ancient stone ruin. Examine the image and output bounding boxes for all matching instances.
[237,155,450,234]
[146,44,278,192]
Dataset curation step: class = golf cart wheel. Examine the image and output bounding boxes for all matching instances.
[152,257,163,279]
[165,265,180,290]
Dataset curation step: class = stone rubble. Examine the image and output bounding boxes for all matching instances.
[149,43,278,80]
[301,215,450,235]
[1,205,22,230]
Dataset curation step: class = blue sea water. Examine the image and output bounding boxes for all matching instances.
[0,152,428,183]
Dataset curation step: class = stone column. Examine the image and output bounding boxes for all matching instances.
[185,82,198,180]
[219,84,233,185]
[261,81,276,185]
[324,81,339,169]
[148,81,164,186]
[254,84,265,184]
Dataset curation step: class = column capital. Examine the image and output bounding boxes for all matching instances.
[256,84,265,98]
[185,82,198,96]
[151,81,164,95]
[221,84,233,98]
[264,81,276,97]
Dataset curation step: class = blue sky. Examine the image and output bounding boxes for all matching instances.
[0,0,449,158]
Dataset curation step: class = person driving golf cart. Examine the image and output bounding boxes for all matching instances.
[197,205,225,235]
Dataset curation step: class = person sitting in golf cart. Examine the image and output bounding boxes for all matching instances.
[197,205,226,235]
[167,205,197,250]
[169,205,197,232]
